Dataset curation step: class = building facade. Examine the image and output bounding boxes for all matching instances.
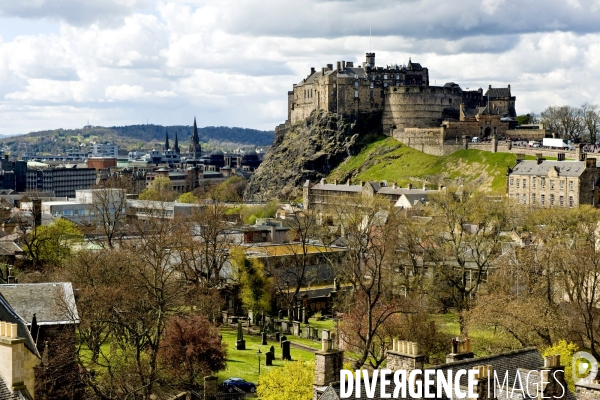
[507,157,600,208]
[26,167,97,198]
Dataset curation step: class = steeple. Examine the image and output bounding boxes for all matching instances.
[164,130,170,151]
[188,117,202,159]
[174,131,180,155]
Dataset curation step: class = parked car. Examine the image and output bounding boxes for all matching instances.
[220,377,257,393]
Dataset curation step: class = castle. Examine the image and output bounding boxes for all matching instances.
[281,53,523,156]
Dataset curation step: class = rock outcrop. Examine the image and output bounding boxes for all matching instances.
[245,111,382,201]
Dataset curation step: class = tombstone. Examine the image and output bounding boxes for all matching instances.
[278,310,282,319]
[333,277,339,291]
[248,310,253,326]
[281,340,292,361]
[281,321,290,334]
[280,336,287,348]
[302,325,310,338]
[311,327,319,340]
[275,332,280,342]
[270,345,275,358]
[302,307,309,324]
[265,350,274,366]
[292,321,301,336]
[261,331,267,346]
[235,321,246,350]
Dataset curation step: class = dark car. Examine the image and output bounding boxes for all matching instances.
[220,377,257,393]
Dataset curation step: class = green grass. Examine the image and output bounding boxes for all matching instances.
[329,137,522,194]
[218,326,315,384]
[307,318,335,331]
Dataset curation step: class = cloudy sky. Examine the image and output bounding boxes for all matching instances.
[0,0,599,135]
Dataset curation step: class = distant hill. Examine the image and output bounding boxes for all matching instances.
[0,124,274,156]
[327,136,521,193]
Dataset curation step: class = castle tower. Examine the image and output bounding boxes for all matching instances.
[189,117,202,159]
[366,52,375,67]
[164,130,170,151]
[174,131,180,155]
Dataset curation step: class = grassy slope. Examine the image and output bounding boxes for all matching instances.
[329,136,522,193]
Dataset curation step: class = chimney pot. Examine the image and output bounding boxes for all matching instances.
[342,61,346,70]
[407,183,413,190]
[310,67,315,75]
[336,61,341,71]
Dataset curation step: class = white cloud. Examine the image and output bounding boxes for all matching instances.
[0,0,600,135]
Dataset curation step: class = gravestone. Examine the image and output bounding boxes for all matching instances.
[275,332,280,342]
[278,310,282,319]
[281,321,290,334]
[281,340,292,361]
[248,310,253,326]
[261,331,267,345]
[292,321,301,336]
[302,325,310,338]
[265,350,274,366]
[302,307,309,324]
[235,321,246,350]
[270,345,275,358]
[280,336,287,347]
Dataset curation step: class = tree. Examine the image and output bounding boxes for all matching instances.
[543,340,579,391]
[178,192,198,204]
[324,196,413,369]
[233,249,271,316]
[257,361,314,400]
[159,314,226,387]
[214,176,247,202]
[139,176,177,202]
[87,184,129,249]
[417,187,514,333]
[540,105,583,141]
[581,103,600,143]
[23,219,83,268]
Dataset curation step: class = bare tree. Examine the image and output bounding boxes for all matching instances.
[581,103,600,144]
[541,105,583,141]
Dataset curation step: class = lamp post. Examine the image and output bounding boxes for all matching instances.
[257,349,262,375]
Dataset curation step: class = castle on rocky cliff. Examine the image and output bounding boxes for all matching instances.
[280,53,524,156]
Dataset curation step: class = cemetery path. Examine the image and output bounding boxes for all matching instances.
[289,341,318,353]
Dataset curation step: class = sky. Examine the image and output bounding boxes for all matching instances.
[1,0,600,136]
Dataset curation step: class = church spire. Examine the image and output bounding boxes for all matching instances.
[188,117,202,159]
[174,131,180,155]
[164,129,170,151]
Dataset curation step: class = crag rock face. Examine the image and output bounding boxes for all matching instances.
[245,110,382,201]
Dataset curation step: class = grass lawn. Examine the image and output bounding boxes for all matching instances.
[307,318,335,331]
[218,326,315,384]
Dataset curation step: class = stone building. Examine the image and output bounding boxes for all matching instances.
[284,52,515,141]
[507,156,600,208]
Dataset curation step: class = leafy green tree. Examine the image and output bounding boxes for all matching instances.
[257,361,314,400]
[543,340,578,391]
[214,176,247,202]
[139,176,177,202]
[232,249,271,315]
[24,219,83,267]
[178,192,198,204]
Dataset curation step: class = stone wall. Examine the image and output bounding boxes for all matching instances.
[383,86,463,132]
[576,382,600,399]
[392,127,466,156]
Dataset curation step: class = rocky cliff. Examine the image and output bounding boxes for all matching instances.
[245,111,382,201]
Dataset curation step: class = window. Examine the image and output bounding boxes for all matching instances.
[550,180,555,190]
[355,90,359,98]
[550,194,555,206]
[569,181,574,191]
[354,81,359,88]
[541,178,546,188]
[541,194,545,206]
[523,179,526,189]
[560,180,564,190]
[523,194,526,204]
[569,196,574,207]
[532,177,537,189]
[370,90,373,98]
[531,194,536,204]
[370,82,374,89]
[516,194,519,204]
[384,74,388,79]
[510,177,514,186]
[559,196,564,207]
[516,179,520,188]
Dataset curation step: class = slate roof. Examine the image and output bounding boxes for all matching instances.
[309,183,363,193]
[485,87,512,98]
[318,348,576,400]
[0,283,79,326]
[0,293,39,357]
[510,160,587,177]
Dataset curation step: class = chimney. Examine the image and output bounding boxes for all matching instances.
[310,67,315,75]
[341,61,346,70]
[557,153,565,161]
[346,179,351,186]
[314,331,344,397]
[7,268,15,284]
[392,182,397,189]
[386,339,424,374]
[327,64,333,70]
[537,157,545,165]
[471,365,495,400]
[538,355,568,399]
[446,337,474,363]
[333,179,337,185]
[407,183,413,190]
[489,84,492,90]
[346,61,353,67]
[322,67,325,75]
[336,61,341,71]
[586,157,597,168]
[508,84,511,92]
[0,321,26,392]
[360,181,365,187]
[320,178,325,185]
